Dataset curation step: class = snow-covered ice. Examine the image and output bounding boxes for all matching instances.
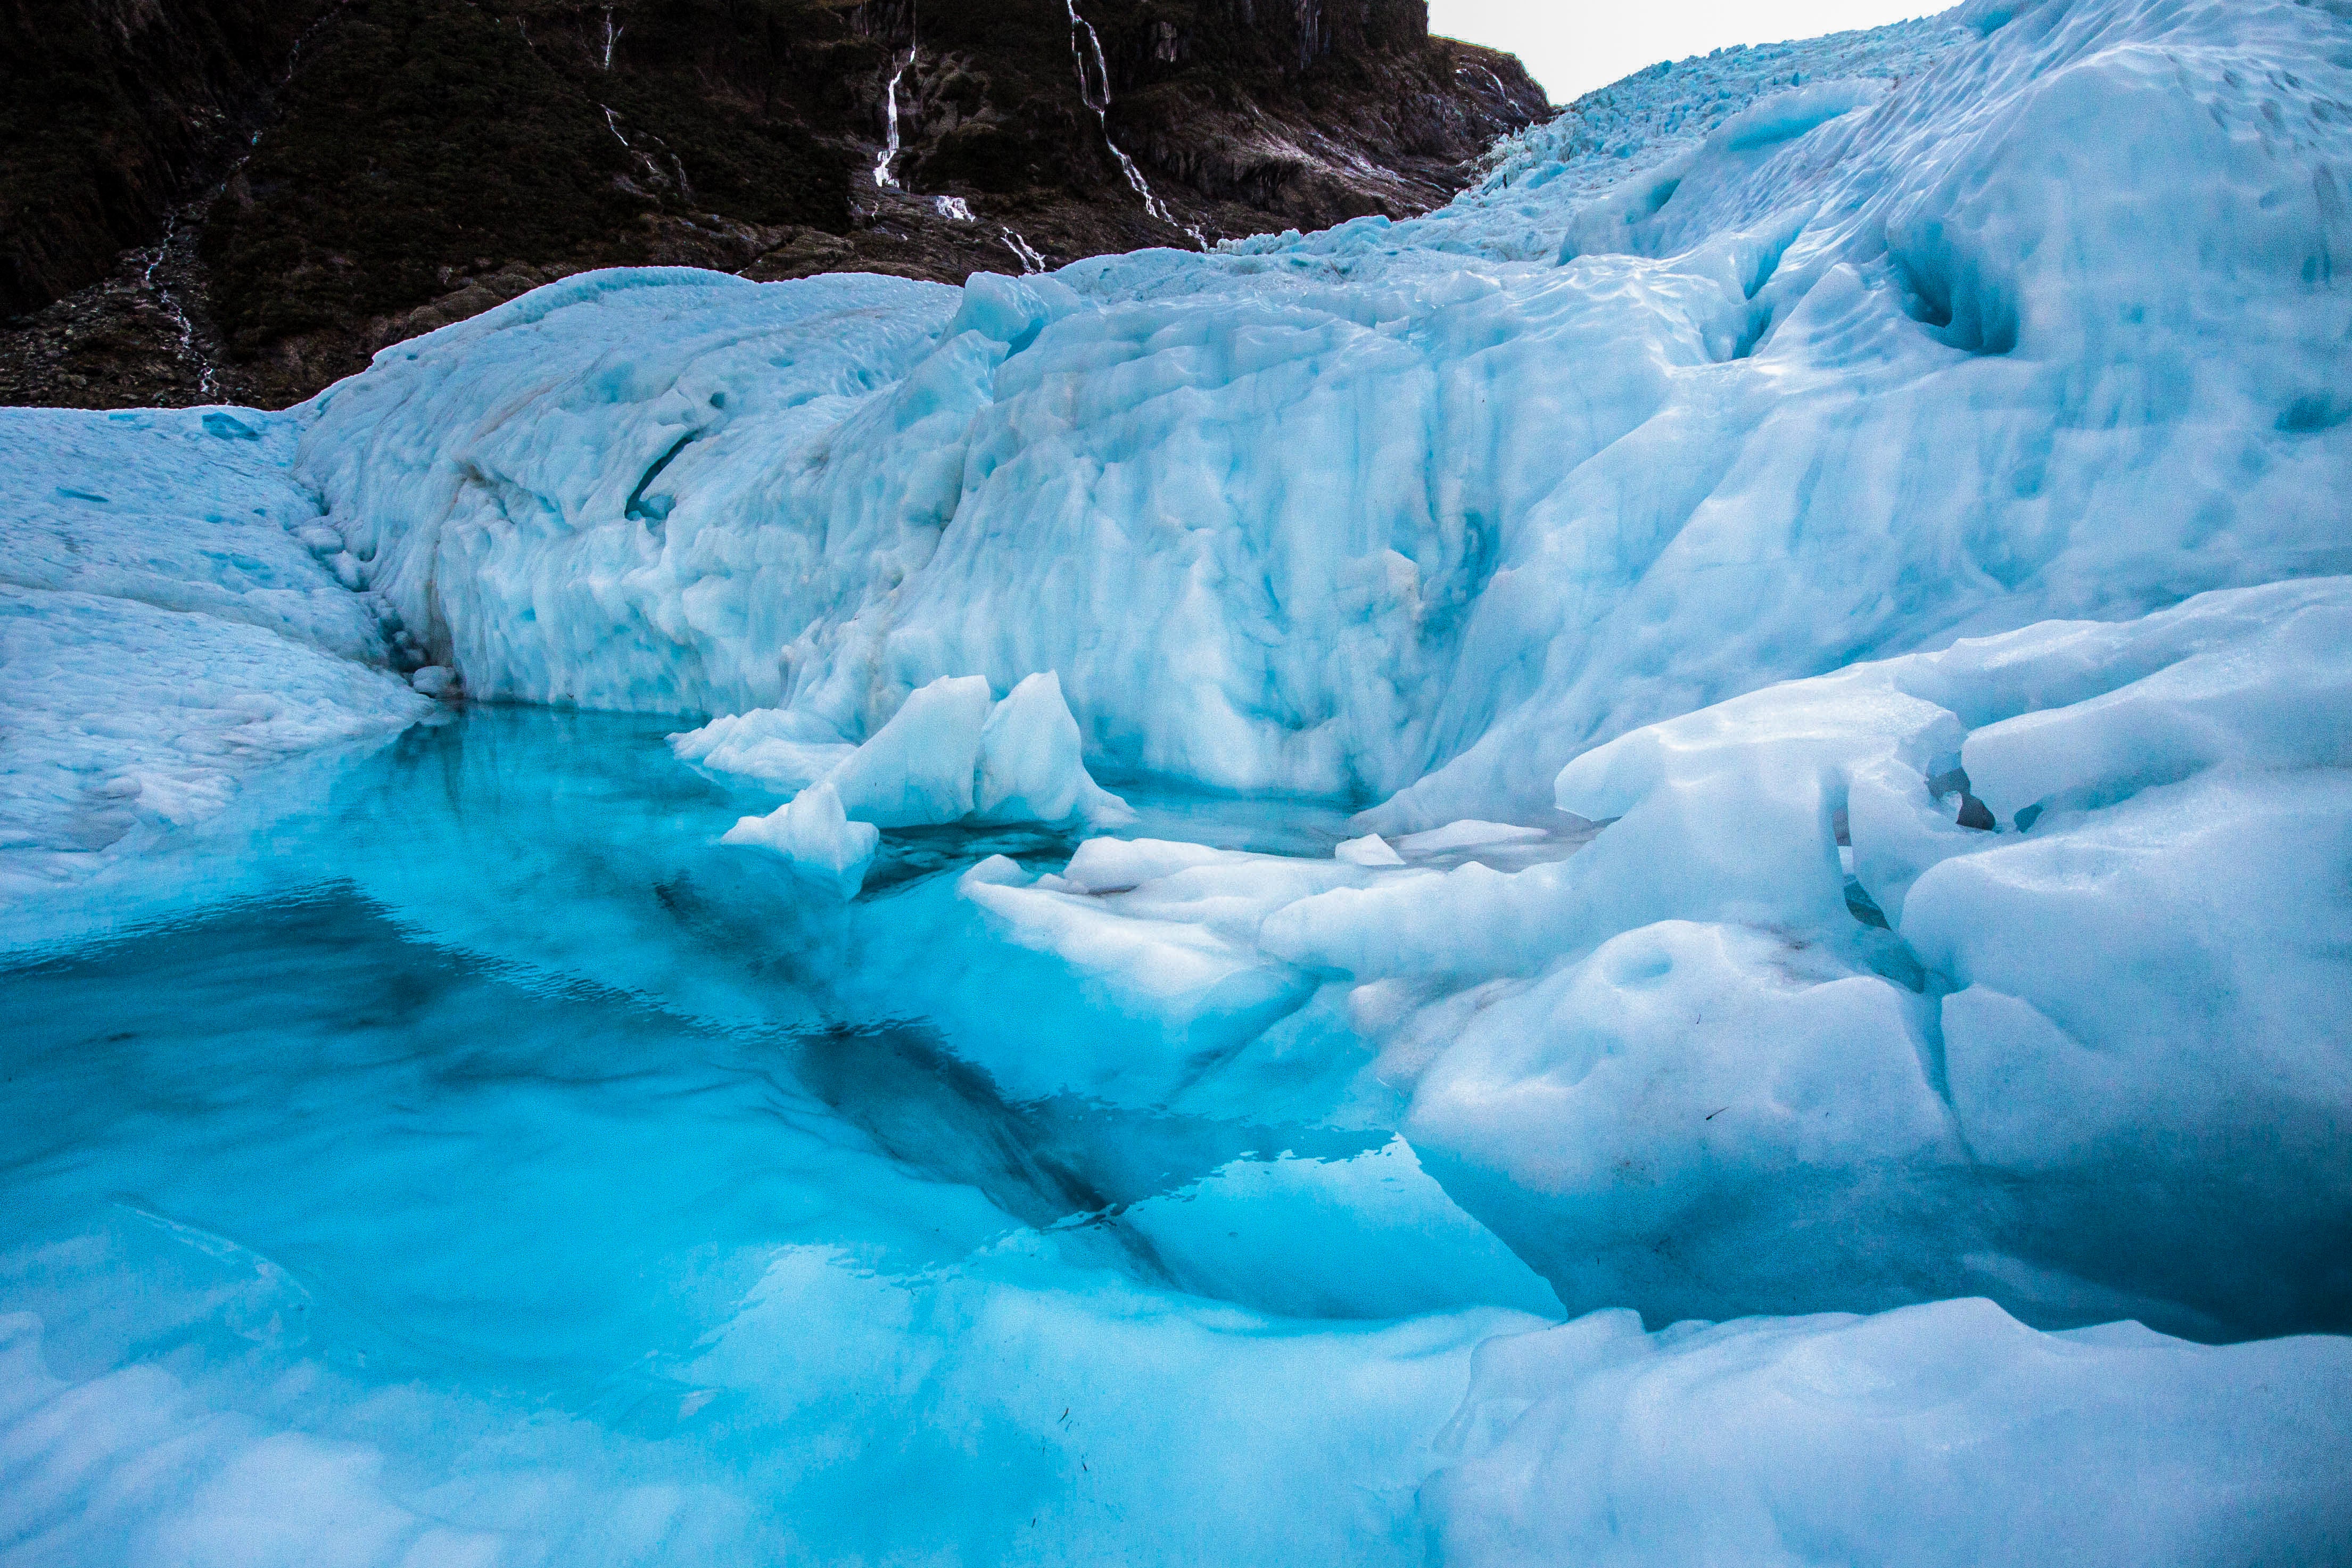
[3,0,2350,1559]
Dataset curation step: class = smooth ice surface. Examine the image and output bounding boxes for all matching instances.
[5,0,2352,1557]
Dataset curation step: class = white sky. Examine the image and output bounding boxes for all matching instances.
[1428,1,1947,103]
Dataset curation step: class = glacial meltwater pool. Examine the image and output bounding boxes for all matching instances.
[0,711,1559,1565]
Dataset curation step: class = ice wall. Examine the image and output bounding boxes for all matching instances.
[299,0,2351,820]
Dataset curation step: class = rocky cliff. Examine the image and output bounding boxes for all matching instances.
[1,0,1547,409]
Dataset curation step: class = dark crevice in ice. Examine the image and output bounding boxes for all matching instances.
[624,432,696,529]
[1927,763,1996,831]
[1887,243,2017,356]
[1844,876,1892,928]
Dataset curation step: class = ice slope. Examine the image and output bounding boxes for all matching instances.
[299,0,2350,822]
[0,408,427,903]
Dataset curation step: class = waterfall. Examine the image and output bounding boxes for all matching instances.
[138,213,218,402]
[873,47,914,188]
[998,228,1049,274]
[600,8,622,69]
[1063,0,1206,249]
[933,195,975,221]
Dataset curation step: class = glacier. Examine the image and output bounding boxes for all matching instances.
[3,0,2351,1561]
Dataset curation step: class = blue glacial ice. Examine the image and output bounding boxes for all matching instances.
[5,0,2352,1561]
[0,408,427,905]
[696,672,1134,894]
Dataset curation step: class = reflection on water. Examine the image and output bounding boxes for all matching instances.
[0,709,1553,1566]
[792,1024,1383,1241]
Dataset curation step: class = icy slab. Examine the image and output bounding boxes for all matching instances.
[710,672,1130,892]
[1394,820,1546,855]
[719,779,878,896]
[692,672,1131,829]
[1334,833,1405,866]
[669,705,855,793]
[820,674,997,826]
[1425,1297,2352,1568]
[1398,919,1966,1322]
[1055,836,1236,892]
[0,409,426,901]
[958,845,1336,1103]
[1116,1138,1563,1321]
[971,671,1134,826]
[819,671,1130,829]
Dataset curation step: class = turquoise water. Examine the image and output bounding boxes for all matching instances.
[0,712,1555,1566]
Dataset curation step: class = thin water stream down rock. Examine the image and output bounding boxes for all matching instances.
[1,0,1544,408]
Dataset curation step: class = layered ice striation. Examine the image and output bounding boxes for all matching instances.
[4,0,2352,1560]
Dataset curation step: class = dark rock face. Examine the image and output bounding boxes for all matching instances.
[2,0,1548,409]
[0,0,316,315]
